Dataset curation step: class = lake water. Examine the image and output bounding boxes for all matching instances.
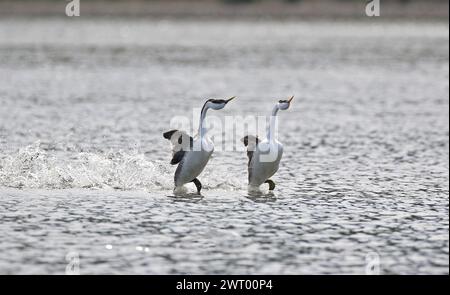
[0,18,448,274]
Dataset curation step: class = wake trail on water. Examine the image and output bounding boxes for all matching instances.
[0,142,242,191]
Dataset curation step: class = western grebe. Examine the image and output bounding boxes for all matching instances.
[163,97,236,193]
[242,96,294,191]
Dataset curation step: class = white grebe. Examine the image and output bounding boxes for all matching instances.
[242,96,294,191]
[163,97,235,193]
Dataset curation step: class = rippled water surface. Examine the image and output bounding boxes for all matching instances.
[0,18,448,274]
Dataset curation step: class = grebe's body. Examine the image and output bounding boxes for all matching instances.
[246,138,284,188]
[173,137,214,188]
[164,97,235,193]
[243,96,294,191]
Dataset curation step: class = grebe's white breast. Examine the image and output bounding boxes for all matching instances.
[175,137,214,186]
[248,139,284,187]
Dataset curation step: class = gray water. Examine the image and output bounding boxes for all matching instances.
[0,18,448,275]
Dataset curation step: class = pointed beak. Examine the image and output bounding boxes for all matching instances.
[226,96,236,103]
[288,95,294,103]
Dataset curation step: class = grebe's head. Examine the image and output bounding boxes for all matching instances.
[277,95,294,110]
[204,96,236,110]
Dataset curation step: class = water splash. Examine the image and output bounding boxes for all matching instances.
[0,142,174,190]
[0,142,244,191]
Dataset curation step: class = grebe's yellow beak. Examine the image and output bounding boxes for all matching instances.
[226,96,236,103]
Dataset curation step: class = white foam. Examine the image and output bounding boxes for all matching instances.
[0,142,173,190]
[0,142,244,191]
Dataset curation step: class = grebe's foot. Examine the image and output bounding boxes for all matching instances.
[264,179,276,191]
[191,178,202,194]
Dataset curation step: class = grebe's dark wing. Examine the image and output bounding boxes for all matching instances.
[241,135,260,182]
[241,135,260,165]
[163,130,194,165]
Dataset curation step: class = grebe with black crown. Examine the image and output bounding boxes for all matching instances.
[242,96,294,191]
[163,97,236,193]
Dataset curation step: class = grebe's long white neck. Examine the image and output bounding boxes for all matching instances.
[267,105,280,142]
[267,96,294,142]
[198,104,210,139]
[198,97,236,139]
